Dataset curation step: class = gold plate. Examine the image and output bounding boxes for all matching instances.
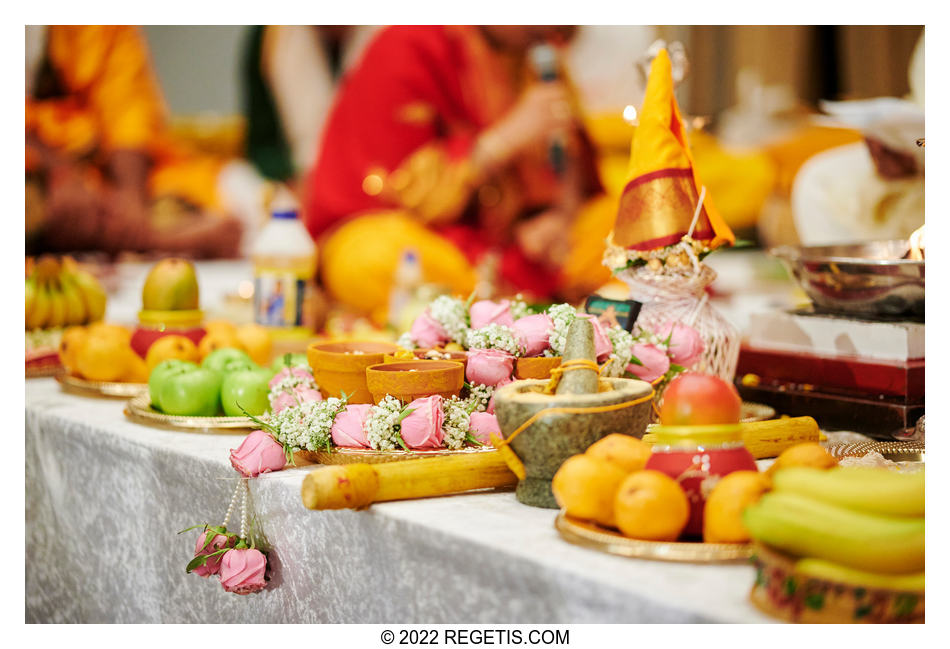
[555,512,752,563]
[740,401,775,423]
[300,445,498,465]
[827,440,925,463]
[124,393,255,433]
[57,373,148,398]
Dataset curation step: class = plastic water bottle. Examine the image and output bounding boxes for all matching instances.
[388,249,423,331]
[252,208,317,340]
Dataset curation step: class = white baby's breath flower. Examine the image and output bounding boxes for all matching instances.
[466,323,522,355]
[441,397,471,450]
[546,303,577,357]
[268,397,345,452]
[396,332,416,350]
[465,383,494,413]
[428,295,470,346]
[509,295,532,321]
[603,325,636,377]
[364,395,408,451]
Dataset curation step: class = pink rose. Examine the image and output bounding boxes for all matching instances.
[192,529,235,578]
[219,548,268,595]
[268,366,314,391]
[626,343,671,383]
[331,404,372,448]
[486,378,510,414]
[657,321,705,367]
[230,430,287,478]
[292,385,323,404]
[578,314,613,362]
[513,313,554,357]
[270,391,297,414]
[410,310,450,348]
[470,299,515,330]
[399,396,445,449]
[466,348,516,387]
[469,412,501,445]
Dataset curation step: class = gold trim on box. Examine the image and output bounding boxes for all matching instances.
[827,440,925,463]
[555,512,752,563]
[299,445,498,465]
[57,373,148,398]
[124,393,255,433]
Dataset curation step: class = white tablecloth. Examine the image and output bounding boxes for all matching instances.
[25,378,773,623]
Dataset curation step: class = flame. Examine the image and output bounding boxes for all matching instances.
[908,225,925,261]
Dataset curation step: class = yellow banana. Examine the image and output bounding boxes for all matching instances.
[743,491,924,574]
[45,279,66,329]
[59,273,88,326]
[794,557,924,592]
[26,278,51,330]
[772,466,924,517]
[25,276,37,327]
[70,268,107,323]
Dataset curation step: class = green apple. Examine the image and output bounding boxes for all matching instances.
[271,353,309,373]
[202,347,254,375]
[158,367,223,416]
[149,359,199,407]
[221,368,273,417]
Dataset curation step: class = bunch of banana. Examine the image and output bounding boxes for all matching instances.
[744,466,925,589]
[25,256,107,331]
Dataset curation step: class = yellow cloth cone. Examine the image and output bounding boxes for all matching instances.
[613,49,734,251]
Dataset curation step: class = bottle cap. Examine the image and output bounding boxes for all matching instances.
[272,210,298,220]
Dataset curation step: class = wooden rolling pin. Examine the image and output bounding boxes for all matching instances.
[300,451,517,510]
[641,416,820,459]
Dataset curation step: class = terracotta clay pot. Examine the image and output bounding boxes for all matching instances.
[385,349,467,373]
[365,360,464,404]
[514,356,562,380]
[307,341,400,404]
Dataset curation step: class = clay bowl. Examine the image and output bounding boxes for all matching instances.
[308,341,400,404]
[493,377,654,508]
[384,349,468,373]
[365,360,464,404]
[514,356,562,380]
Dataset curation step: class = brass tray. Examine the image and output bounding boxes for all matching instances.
[124,393,255,433]
[300,445,498,465]
[827,440,925,463]
[555,512,753,563]
[740,401,776,423]
[57,373,148,398]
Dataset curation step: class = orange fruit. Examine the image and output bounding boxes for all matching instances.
[85,322,132,345]
[203,319,239,339]
[614,470,690,541]
[198,331,240,360]
[121,350,149,383]
[235,323,272,366]
[703,470,771,543]
[58,326,88,375]
[767,442,838,476]
[146,335,199,373]
[552,454,628,528]
[75,334,130,382]
[585,434,652,473]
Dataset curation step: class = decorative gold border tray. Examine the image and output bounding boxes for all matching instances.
[124,393,255,433]
[555,512,752,563]
[739,401,776,423]
[827,440,925,463]
[57,373,148,398]
[300,445,498,465]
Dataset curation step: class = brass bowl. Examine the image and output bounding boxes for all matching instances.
[770,240,924,319]
[365,360,464,404]
[307,340,400,404]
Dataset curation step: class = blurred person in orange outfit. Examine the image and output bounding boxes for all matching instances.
[25,25,244,258]
[304,25,615,322]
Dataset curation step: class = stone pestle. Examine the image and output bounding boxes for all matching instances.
[556,317,598,395]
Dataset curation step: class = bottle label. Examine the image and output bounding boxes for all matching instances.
[254,270,310,328]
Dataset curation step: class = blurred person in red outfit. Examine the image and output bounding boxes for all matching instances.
[304,25,616,322]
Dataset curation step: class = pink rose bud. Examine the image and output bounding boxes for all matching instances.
[230,430,287,478]
[657,321,705,368]
[466,348,516,387]
[331,404,373,448]
[219,548,268,595]
[409,310,450,348]
[268,366,314,391]
[626,343,671,383]
[192,530,235,578]
[513,313,554,357]
[470,299,515,330]
[578,314,613,362]
[292,385,324,404]
[486,377,510,414]
[469,411,501,445]
[400,395,445,449]
[269,391,297,414]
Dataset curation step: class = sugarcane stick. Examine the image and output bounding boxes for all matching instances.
[300,450,517,510]
[641,416,820,459]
